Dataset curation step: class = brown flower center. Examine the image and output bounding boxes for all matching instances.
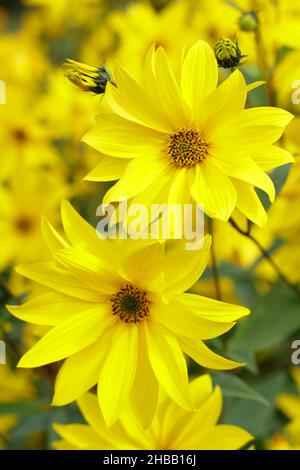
[110,284,150,324]
[12,128,28,144]
[168,128,208,168]
[15,216,35,234]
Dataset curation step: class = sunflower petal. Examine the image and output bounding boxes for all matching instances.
[98,322,138,427]
[190,161,237,221]
[52,339,109,406]
[145,321,192,410]
[84,156,129,182]
[163,235,211,295]
[181,40,218,115]
[83,114,166,159]
[179,336,243,370]
[18,306,114,367]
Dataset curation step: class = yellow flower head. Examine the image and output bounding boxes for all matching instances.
[53,375,253,450]
[64,59,116,95]
[83,41,294,227]
[9,201,249,427]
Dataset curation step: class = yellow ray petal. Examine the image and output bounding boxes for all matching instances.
[53,424,105,449]
[152,300,234,340]
[61,200,114,264]
[173,387,222,449]
[8,291,97,326]
[191,424,253,450]
[84,155,129,182]
[246,81,266,92]
[98,322,138,427]
[181,40,218,117]
[105,66,173,133]
[41,216,69,256]
[176,292,250,322]
[18,306,114,368]
[196,70,247,132]
[210,154,275,203]
[237,107,293,129]
[252,145,295,172]
[78,393,133,449]
[153,47,188,127]
[145,321,192,410]
[190,161,237,221]
[189,374,213,407]
[16,262,102,302]
[179,336,243,370]
[52,340,108,406]
[83,113,166,158]
[163,235,211,295]
[103,156,168,204]
[129,325,159,429]
[233,178,267,227]
[277,393,300,420]
[55,246,118,295]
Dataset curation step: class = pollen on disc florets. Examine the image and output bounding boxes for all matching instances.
[110,284,150,324]
[168,128,208,169]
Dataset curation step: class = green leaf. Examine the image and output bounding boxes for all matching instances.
[220,371,290,443]
[257,163,292,211]
[228,285,300,353]
[212,372,270,406]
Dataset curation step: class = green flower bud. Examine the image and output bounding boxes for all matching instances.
[239,12,259,32]
[214,37,247,69]
[64,59,116,95]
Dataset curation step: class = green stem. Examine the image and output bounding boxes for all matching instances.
[229,218,300,296]
[208,219,222,301]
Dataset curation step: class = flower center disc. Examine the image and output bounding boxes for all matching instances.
[168,129,208,168]
[110,285,150,324]
[15,215,35,234]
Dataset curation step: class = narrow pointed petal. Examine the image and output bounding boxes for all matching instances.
[145,321,192,410]
[130,325,159,428]
[105,66,173,133]
[18,306,114,367]
[152,301,234,340]
[41,216,69,255]
[83,114,166,159]
[98,323,138,427]
[16,262,102,302]
[163,235,211,295]
[52,339,109,406]
[196,70,247,131]
[193,424,253,450]
[176,292,250,322]
[8,292,97,326]
[84,156,129,182]
[181,41,218,116]
[103,156,168,204]
[190,161,237,221]
[179,337,243,370]
[233,178,268,227]
[252,145,295,172]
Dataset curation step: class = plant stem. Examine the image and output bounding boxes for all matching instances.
[254,28,276,106]
[208,219,222,301]
[0,277,16,302]
[229,218,300,296]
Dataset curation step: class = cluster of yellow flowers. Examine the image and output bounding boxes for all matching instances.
[1,0,300,451]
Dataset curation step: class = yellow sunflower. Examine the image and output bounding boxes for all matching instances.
[83,40,294,227]
[53,375,253,450]
[9,201,249,427]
